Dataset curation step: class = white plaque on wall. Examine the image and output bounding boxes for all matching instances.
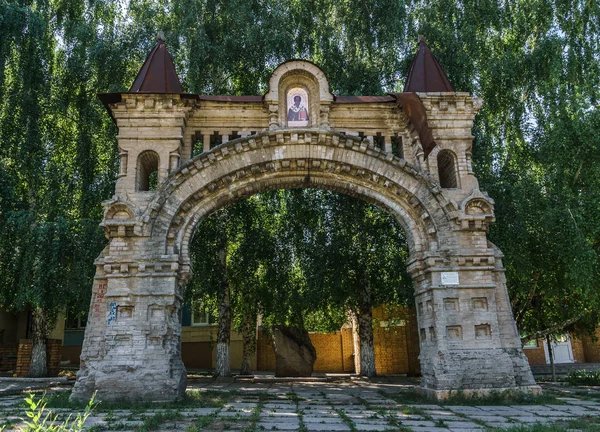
[441,272,459,286]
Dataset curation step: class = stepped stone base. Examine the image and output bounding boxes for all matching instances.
[71,361,186,403]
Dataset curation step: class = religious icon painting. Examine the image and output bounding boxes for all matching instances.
[287,88,309,127]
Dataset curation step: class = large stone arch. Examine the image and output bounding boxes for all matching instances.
[71,129,538,403]
[146,130,455,282]
[74,50,539,402]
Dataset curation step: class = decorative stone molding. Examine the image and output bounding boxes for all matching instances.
[455,189,496,231]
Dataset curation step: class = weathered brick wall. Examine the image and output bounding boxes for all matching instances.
[571,335,586,363]
[181,326,253,370]
[16,339,62,377]
[582,329,600,362]
[309,333,344,372]
[372,306,411,374]
[256,307,421,375]
[257,330,350,372]
[340,328,354,372]
[373,326,408,374]
[0,344,18,373]
[523,339,546,365]
[256,330,276,371]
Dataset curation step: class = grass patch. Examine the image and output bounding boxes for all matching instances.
[378,389,432,405]
[441,389,562,406]
[567,370,600,386]
[185,411,219,431]
[334,408,358,432]
[41,389,241,411]
[383,389,563,406]
[496,416,600,431]
[136,410,182,431]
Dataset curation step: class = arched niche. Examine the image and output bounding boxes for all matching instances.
[105,203,134,220]
[137,150,160,191]
[264,60,334,129]
[437,149,460,189]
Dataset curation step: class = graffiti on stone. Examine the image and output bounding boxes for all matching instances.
[107,301,117,325]
[93,283,107,317]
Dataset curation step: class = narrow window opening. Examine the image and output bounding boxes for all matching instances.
[391,134,404,158]
[230,131,241,140]
[137,150,160,191]
[210,131,222,149]
[374,132,385,150]
[192,132,204,156]
[438,150,459,188]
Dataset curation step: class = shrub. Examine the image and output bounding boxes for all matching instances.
[567,370,600,386]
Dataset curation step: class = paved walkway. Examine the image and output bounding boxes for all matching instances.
[0,378,599,431]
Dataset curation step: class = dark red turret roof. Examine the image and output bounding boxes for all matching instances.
[404,36,454,93]
[129,36,182,93]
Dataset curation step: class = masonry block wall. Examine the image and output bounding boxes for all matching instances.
[16,339,62,377]
[255,306,422,375]
[572,337,586,363]
[582,329,600,363]
[522,340,546,365]
[0,344,18,373]
[523,335,587,366]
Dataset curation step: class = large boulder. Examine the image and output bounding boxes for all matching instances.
[272,326,317,377]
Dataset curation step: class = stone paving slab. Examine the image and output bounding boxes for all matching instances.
[257,421,299,430]
[407,427,450,432]
[216,410,254,417]
[302,416,345,423]
[485,423,515,430]
[445,420,485,428]
[429,414,465,421]
[4,380,600,431]
[305,424,351,431]
[399,419,438,427]
[353,424,395,431]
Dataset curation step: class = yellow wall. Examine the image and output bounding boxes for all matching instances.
[582,329,600,363]
[255,306,421,375]
[181,325,257,370]
[49,315,65,342]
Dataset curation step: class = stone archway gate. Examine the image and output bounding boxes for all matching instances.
[71,38,539,402]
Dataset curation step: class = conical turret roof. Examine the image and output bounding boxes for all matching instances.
[404,36,454,93]
[129,35,182,93]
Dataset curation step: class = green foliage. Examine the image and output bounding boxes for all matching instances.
[567,370,600,386]
[1,0,599,343]
[21,392,95,431]
[187,190,411,331]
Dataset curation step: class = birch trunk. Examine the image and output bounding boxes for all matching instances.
[239,309,257,375]
[28,307,48,377]
[349,310,361,374]
[358,283,376,377]
[215,247,231,377]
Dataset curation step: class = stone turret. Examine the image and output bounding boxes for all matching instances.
[99,37,193,212]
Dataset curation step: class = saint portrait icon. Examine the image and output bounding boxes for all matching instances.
[287,88,309,127]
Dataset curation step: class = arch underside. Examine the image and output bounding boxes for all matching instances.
[144,129,458,279]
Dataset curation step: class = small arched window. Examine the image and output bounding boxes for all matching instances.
[137,150,159,191]
[437,150,459,188]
